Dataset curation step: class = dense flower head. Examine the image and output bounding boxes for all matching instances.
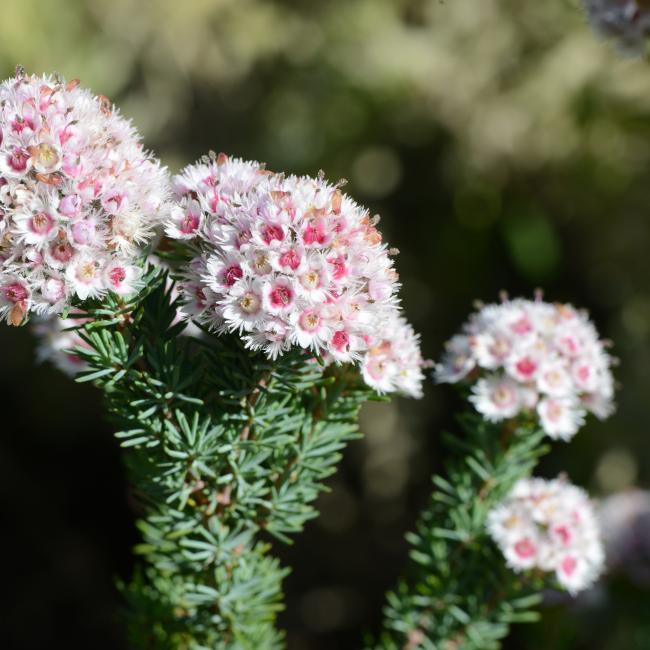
[0,69,170,325]
[167,154,412,380]
[360,312,426,398]
[583,0,650,55]
[487,476,605,595]
[435,296,615,440]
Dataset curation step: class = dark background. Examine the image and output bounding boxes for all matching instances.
[1,1,650,648]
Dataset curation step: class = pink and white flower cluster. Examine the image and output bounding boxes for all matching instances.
[583,0,650,55]
[0,70,170,325]
[487,476,605,595]
[435,297,615,440]
[167,154,425,396]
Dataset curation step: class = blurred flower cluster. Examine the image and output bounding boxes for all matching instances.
[583,0,650,55]
[487,476,605,595]
[435,297,615,440]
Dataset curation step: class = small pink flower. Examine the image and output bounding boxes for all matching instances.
[261,223,284,245]
[514,538,537,559]
[268,280,294,311]
[278,248,302,271]
[7,146,29,172]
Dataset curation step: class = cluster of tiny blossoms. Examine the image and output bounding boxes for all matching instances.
[487,477,605,595]
[435,297,615,440]
[583,0,650,55]
[0,70,170,325]
[167,154,425,397]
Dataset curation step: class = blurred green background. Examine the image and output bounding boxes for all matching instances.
[1,0,649,648]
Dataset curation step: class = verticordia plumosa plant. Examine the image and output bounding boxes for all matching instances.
[369,296,614,649]
[3,68,616,648]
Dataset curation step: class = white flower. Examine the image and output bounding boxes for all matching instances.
[470,375,523,421]
[537,397,586,441]
[487,476,605,595]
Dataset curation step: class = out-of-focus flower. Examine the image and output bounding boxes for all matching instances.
[487,476,605,595]
[599,489,650,586]
[435,296,615,440]
[167,154,421,398]
[583,0,650,55]
[32,314,91,376]
[0,69,170,325]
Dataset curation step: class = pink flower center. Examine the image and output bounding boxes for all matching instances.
[511,316,533,335]
[30,212,54,235]
[50,240,74,263]
[194,287,207,308]
[514,538,537,559]
[59,194,81,217]
[279,249,301,271]
[222,264,243,287]
[3,282,28,304]
[262,223,284,244]
[109,267,127,288]
[303,221,327,246]
[515,357,537,378]
[561,336,579,355]
[560,556,577,577]
[328,254,347,280]
[208,190,220,213]
[546,401,563,422]
[72,221,93,245]
[11,116,34,133]
[181,212,199,234]
[554,525,572,545]
[366,358,387,380]
[8,147,29,172]
[332,330,350,351]
[269,284,294,309]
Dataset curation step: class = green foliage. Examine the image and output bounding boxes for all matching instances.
[369,415,549,650]
[73,267,373,648]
